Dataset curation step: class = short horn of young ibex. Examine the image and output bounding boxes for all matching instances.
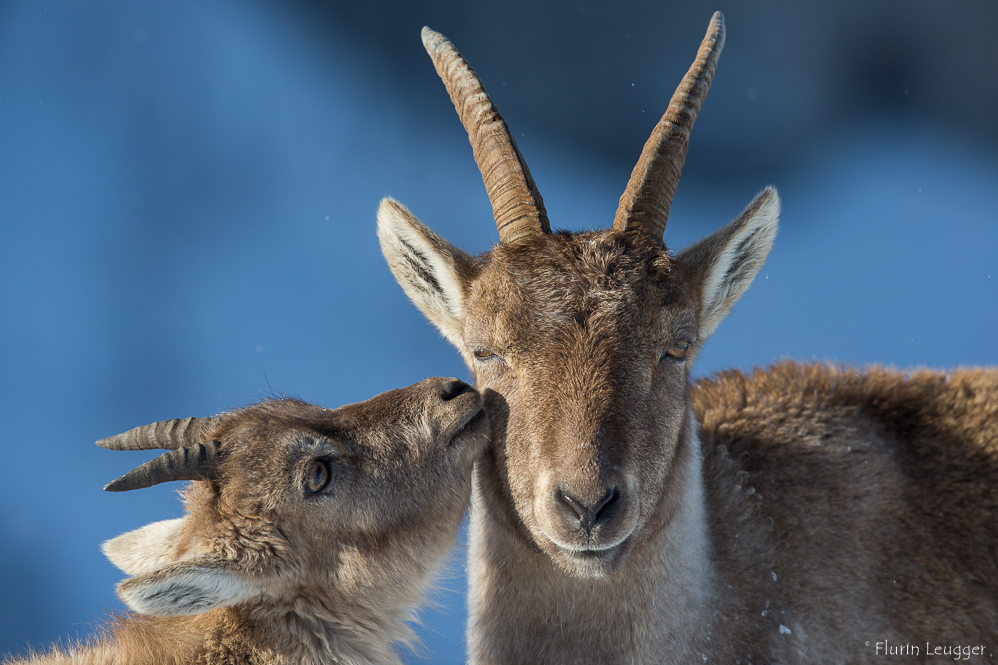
[5,377,487,665]
[378,12,998,664]
[98,420,220,491]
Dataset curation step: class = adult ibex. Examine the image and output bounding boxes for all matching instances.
[5,378,487,665]
[378,12,998,664]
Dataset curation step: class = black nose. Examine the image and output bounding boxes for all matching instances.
[557,487,620,533]
[439,379,474,401]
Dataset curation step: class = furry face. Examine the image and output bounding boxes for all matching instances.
[379,193,778,578]
[459,231,698,576]
[102,377,488,621]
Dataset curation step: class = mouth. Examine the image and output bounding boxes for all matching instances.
[443,399,487,448]
[529,484,641,579]
[548,541,627,579]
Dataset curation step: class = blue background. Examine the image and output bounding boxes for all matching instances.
[1,1,995,662]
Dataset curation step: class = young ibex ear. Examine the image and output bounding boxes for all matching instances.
[677,187,780,339]
[102,517,187,576]
[377,198,477,348]
[116,557,260,616]
[107,517,266,615]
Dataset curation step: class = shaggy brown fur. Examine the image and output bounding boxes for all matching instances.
[379,150,998,664]
[380,194,780,663]
[4,378,488,665]
[379,184,997,664]
[693,362,998,662]
[377,15,997,664]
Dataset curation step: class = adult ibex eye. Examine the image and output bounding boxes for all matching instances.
[663,342,690,362]
[305,459,330,494]
[473,349,497,362]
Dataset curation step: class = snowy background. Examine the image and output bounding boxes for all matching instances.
[1,0,995,661]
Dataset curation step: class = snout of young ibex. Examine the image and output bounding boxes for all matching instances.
[5,377,487,665]
[378,12,998,664]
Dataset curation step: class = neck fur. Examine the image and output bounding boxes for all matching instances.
[466,406,717,665]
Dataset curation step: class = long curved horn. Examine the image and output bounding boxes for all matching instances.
[96,417,208,451]
[103,441,222,492]
[422,27,550,244]
[613,11,725,241]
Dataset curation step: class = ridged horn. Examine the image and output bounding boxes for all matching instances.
[96,417,208,451]
[103,441,222,492]
[613,11,725,240]
[422,27,550,244]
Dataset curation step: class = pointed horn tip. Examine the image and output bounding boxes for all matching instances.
[103,477,135,492]
[96,435,122,450]
[421,26,446,51]
[708,11,726,46]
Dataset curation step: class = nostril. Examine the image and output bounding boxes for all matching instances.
[439,379,473,401]
[558,487,620,529]
[559,490,587,521]
[592,487,619,518]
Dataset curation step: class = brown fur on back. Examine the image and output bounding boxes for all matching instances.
[694,362,998,659]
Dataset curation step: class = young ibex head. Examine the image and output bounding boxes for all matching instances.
[379,13,779,579]
[96,377,486,657]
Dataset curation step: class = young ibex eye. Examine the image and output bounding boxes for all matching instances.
[305,459,331,494]
[473,348,498,362]
[662,342,690,362]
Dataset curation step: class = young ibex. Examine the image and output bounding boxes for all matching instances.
[378,12,998,664]
[5,377,487,665]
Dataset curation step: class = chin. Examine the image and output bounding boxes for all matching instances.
[547,542,628,579]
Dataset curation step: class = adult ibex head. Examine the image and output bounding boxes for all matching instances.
[379,11,778,582]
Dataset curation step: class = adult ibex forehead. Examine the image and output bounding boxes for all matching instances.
[379,10,778,579]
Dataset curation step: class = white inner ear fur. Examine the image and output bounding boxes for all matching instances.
[103,518,187,576]
[377,198,468,348]
[684,187,780,340]
[117,562,260,617]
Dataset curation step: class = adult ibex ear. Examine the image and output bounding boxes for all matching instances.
[377,198,477,349]
[116,557,260,616]
[676,187,779,340]
[103,518,187,576]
